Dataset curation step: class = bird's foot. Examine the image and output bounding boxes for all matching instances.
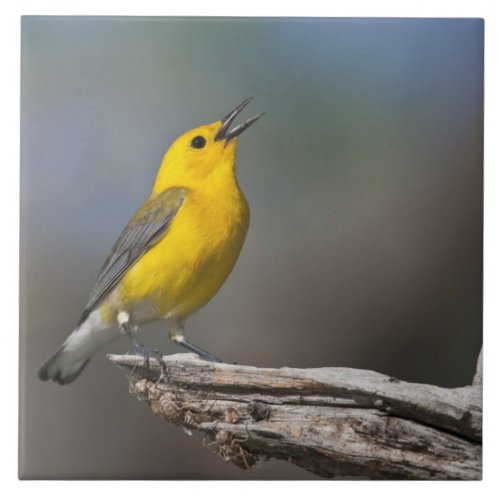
[177,338,222,363]
[199,351,222,363]
[131,342,165,369]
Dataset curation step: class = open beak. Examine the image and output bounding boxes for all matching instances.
[215,97,264,142]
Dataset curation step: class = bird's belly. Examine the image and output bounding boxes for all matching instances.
[116,196,249,323]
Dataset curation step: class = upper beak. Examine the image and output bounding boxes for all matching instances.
[215,97,264,142]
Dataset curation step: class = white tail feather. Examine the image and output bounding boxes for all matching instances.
[39,310,118,384]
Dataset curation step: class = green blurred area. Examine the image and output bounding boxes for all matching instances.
[20,17,483,479]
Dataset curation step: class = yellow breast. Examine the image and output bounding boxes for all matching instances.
[115,180,250,323]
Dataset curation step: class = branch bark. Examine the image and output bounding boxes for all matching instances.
[109,350,482,480]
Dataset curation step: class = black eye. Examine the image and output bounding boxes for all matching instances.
[191,135,206,149]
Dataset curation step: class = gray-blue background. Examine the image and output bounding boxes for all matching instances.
[20,17,483,479]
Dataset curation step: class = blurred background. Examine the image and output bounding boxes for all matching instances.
[20,17,483,479]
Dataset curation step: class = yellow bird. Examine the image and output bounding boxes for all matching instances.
[39,98,263,384]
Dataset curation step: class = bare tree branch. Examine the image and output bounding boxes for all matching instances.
[109,351,482,480]
[473,347,483,387]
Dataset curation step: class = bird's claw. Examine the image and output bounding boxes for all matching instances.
[200,352,222,363]
[132,342,165,369]
[176,338,222,363]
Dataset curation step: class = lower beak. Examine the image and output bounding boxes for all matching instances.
[215,97,264,142]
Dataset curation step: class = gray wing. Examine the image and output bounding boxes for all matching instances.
[77,187,187,325]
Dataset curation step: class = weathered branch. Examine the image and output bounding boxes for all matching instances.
[109,350,482,480]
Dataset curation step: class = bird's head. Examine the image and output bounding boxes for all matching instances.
[153,98,263,192]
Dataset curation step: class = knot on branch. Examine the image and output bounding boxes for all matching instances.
[131,376,266,469]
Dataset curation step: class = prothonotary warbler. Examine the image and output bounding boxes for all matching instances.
[39,98,263,384]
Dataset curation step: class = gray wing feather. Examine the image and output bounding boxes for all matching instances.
[77,187,186,325]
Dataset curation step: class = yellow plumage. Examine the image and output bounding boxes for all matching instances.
[39,99,262,384]
[117,137,250,322]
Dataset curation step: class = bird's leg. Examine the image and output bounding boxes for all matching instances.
[117,311,165,368]
[169,320,222,363]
